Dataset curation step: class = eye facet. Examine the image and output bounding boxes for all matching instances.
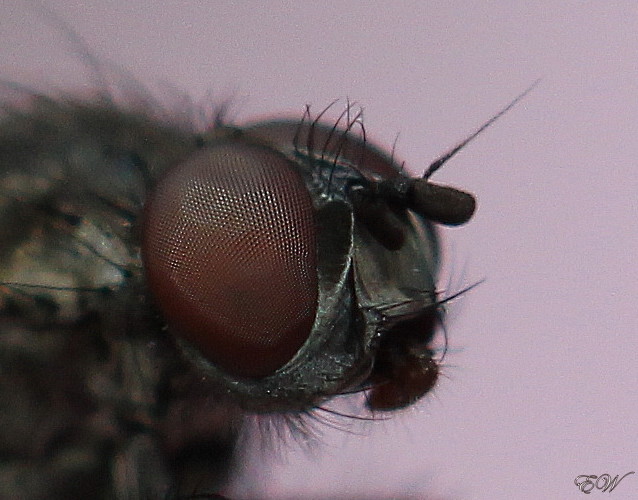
[142,141,318,378]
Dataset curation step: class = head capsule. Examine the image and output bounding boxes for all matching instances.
[142,103,479,412]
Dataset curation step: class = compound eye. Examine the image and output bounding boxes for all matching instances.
[142,142,318,378]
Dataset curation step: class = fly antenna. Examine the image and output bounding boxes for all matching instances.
[423,79,540,179]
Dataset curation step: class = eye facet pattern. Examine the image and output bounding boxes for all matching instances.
[143,141,318,378]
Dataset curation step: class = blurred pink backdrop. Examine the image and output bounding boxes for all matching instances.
[1,1,637,498]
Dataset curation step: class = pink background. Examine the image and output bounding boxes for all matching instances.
[2,1,637,498]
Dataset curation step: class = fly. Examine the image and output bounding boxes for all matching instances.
[0,11,536,494]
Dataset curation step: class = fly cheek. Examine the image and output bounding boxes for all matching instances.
[141,141,319,379]
[246,118,455,411]
[350,180,444,412]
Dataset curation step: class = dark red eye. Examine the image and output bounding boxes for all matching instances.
[142,141,318,378]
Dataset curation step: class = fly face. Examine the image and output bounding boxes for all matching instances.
[0,83,530,496]
[140,83,540,414]
[245,111,475,412]
[142,105,476,415]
